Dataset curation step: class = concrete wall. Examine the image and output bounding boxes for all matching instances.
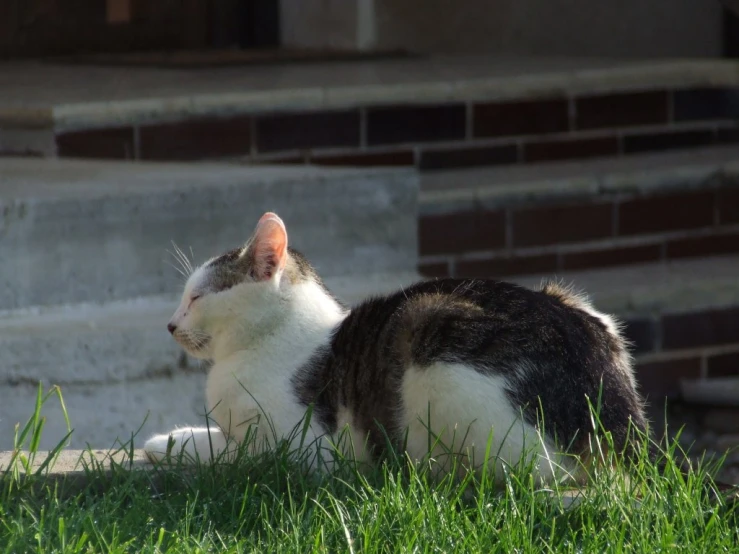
[281,0,359,50]
[282,0,723,59]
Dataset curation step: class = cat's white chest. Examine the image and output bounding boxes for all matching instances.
[205,352,317,450]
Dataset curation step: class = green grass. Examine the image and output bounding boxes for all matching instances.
[1,386,738,553]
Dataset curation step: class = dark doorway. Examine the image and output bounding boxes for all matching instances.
[0,0,280,59]
[724,6,739,57]
[210,0,280,49]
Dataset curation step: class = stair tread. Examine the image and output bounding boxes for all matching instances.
[421,146,739,210]
[514,254,739,316]
[0,156,407,201]
[0,158,418,310]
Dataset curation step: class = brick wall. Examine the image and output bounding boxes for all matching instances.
[52,87,739,165]
[627,306,739,400]
[419,182,739,278]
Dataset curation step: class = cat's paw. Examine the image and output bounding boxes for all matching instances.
[143,432,181,464]
[143,427,227,465]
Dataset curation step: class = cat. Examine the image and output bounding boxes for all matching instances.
[144,212,647,485]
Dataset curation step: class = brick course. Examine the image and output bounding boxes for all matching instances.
[51,86,739,167]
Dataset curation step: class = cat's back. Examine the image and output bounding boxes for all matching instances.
[346,278,609,357]
[326,277,644,460]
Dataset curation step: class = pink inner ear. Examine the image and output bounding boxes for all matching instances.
[251,216,288,281]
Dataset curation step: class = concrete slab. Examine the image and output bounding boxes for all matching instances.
[421,146,739,213]
[513,254,739,318]
[0,448,150,474]
[0,449,155,498]
[0,158,418,310]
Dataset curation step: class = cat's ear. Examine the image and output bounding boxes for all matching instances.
[246,212,288,282]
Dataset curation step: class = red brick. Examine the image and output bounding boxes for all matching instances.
[707,351,739,378]
[635,357,701,399]
[622,129,715,154]
[523,136,619,163]
[419,210,506,256]
[623,318,659,354]
[662,307,739,350]
[717,127,739,144]
[673,88,739,121]
[561,244,662,271]
[139,116,252,160]
[56,127,134,159]
[367,105,466,146]
[512,202,613,248]
[618,191,715,236]
[312,150,414,167]
[455,254,558,278]
[473,99,569,138]
[575,91,669,130]
[419,144,518,171]
[666,232,739,259]
[256,110,360,153]
[718,187,739,224]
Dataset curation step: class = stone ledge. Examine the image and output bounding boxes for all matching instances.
[420,146,739,213]
[513,254,739,318]
[0,449,155,497]
[0,449,151,474]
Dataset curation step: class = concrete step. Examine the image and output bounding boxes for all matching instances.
[420,145,739,214]
[514,254,739,319]
[0,158,418,311]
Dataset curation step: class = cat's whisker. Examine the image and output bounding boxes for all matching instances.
[166,249,190,277]
[170,241,194,275]
[164,258,188,279]
[177,243,194,274]
[399,284,409,301]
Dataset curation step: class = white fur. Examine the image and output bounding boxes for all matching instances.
[143,426,231,463]
[205,280,344,455]
[401,362,573,484]
[145,260,346,464]
[333,406,372,465]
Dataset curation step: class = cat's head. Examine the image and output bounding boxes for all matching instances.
[166,212,329,359]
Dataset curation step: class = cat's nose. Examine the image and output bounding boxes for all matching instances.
[167,322,177,335]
